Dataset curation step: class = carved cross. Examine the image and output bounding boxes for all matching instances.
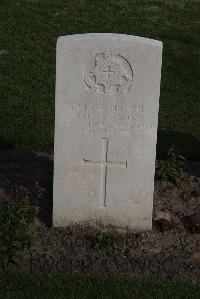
[102,66,115,80]
[82,138,127,207]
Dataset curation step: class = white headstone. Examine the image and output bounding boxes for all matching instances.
[53,33,162,231]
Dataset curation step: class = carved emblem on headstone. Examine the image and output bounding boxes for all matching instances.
[84,48,133,95]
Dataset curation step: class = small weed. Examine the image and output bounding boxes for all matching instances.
[0,182,45,269]
[91,230,120,249]
[155,145,185,187]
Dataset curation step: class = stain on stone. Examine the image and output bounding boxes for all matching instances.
[129,190,146,204]
[88,189,97,196]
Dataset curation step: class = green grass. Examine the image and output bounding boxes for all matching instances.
[0,272,200,299]
[0,0,199,159]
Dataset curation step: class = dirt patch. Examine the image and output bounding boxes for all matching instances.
[0,150,200,281]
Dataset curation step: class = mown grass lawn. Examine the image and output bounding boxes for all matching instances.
[0,272,200,299]
[0,0,199,159]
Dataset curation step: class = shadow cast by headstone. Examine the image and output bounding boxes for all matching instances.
[0,150,53,227]
[156,129,200,161]
[0,135,15,150]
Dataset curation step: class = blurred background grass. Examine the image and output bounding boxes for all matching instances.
[1,272,200,298]
[0,0,199,159]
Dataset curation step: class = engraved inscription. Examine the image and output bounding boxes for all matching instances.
[84,49,133,95]
[82,138,127,207]
[57,103,155,136]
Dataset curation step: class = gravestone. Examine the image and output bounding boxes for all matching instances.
[53,33,162,231]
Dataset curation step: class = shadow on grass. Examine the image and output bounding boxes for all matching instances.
[157,129,200,161]
[0,150,53,227]
[0,135,14,150]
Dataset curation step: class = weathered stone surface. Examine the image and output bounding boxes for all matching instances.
[53,33,162,230]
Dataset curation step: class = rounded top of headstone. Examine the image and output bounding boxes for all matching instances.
[57,33,163,48]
